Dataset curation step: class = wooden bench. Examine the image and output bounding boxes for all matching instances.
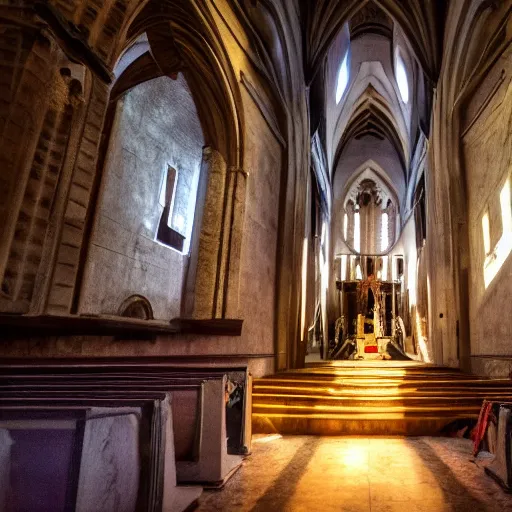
[0,394,201,512]
[0,362,252,489]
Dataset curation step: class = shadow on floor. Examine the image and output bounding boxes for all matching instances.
[408,438,488,511]
[250,437,322,512]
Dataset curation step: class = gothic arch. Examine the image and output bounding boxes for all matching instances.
[332,89,408,178]
[122,1,245,167]
[63,0,248,320]
[341,164,399,213]
[333,74,410,172]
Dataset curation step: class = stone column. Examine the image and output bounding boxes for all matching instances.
[0,8,82,313]
[222,166,248,319]
[191,147,227,318]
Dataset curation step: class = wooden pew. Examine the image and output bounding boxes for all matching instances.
[0,394,202,512]
[0,362,251,488]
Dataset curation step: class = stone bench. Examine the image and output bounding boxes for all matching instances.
[0,362,251,487]
[0,393,201,512]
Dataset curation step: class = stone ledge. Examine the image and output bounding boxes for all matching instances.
[0,314,243,338]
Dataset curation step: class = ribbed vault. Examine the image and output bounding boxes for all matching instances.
[334,87,408,178]
[303,0,446,84]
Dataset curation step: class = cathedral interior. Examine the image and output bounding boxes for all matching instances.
[1,0,512,510]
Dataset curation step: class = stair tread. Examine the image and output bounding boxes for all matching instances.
[252,363,512,435]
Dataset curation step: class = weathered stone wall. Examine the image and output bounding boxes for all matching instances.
[78,75,204,320]
[462,46,512,375]
[236,87,282,358]
[0,0,291,377]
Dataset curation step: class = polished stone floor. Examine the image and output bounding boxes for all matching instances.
[195,435,512,512]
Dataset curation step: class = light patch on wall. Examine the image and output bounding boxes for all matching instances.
[482,212,490,255]
[343,213,348,241]
[174,214,185,232]
[415,308,430,363]
[483,178,512,288]
[356,264,363,280]
[408,256,417,306]
[301,237,308,340]
[320,223,330,292]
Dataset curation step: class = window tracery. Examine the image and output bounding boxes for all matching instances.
[343,176,397,255]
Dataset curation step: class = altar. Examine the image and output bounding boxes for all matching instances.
[332,275,405,360]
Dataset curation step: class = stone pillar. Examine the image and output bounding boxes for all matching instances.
[0,8,84,313]
[191,147,228,318]
[222,166,248,319]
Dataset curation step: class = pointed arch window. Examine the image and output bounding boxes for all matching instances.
[335,50,350,104]
[381,212,389,252]
[395,52,409,103]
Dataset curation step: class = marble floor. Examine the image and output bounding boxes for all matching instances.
[195,435,512,512]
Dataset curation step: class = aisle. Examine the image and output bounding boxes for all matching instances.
[196,435,511,512]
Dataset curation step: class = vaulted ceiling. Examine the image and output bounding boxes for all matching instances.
[321,1,430,216]
[302,0,446,85]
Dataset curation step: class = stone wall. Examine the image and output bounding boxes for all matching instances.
[236,87,282,358]
[0,1,291,377]
[79,75,204,320]
[462,45,512,375]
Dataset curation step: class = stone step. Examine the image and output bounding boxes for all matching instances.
[252,362,512,435]
[252,393,512,408]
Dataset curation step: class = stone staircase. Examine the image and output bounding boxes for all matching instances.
[252,361,512,436]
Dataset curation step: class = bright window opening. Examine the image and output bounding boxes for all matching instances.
[343,213,348,240]
[381,212,389,252]
[483,178,512,288]
[341,254,347,281]
[354,211,361,253]
[501,178,512,233]
[336,51,350,104]
[396,53,409,103]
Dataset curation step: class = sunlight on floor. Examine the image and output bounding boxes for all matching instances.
[196,436,512,512]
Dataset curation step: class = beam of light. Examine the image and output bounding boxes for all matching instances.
[344,212,348,241]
